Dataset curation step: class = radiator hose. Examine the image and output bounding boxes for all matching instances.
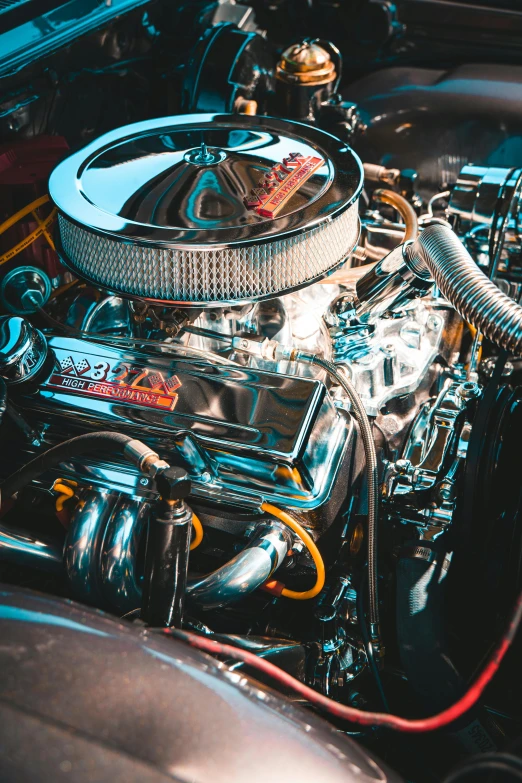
[406,223,522,355]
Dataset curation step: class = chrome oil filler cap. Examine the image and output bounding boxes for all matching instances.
[0,316,49,386]
[49,113,362,306]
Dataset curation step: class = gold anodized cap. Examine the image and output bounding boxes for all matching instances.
[276,40,336,86]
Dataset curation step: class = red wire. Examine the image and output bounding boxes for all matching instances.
[166,588,522,733]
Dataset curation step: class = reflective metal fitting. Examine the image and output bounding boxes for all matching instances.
[457,380,481,401]
[0,316,49,386]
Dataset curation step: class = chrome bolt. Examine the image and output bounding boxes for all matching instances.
[457,381,481,400]
[395,458,414,476]
[438,481,454,501]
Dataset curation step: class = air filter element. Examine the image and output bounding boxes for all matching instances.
[50,114,362,306]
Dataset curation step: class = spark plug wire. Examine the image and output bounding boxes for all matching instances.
[0,195,57,266]
[190,512,204,551]
[261,502,325,600]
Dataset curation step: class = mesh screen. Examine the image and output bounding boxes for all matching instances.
[58,204,359,303]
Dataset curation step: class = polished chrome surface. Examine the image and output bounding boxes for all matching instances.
[448,164,522,275]
[50,114,360,243]
[64,494,289,613]
[64,289,132,335]
[99,497,150,613]
[406,223,522,355]
[0,266,52,315]
[355,243,432,321]
[449,165,522,231]
[385,381,478,541]
[0,316,48,385]
[0,520,63,572]
[50,113,362,305]
[188,522,290,609]
[325,290,446,417]
[64,488,119,603]
[18,331,352,510]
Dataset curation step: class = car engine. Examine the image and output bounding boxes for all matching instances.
[1,2,522,781]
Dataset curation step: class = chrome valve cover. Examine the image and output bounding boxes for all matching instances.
[18,332,353,511]
[49,114,362,306]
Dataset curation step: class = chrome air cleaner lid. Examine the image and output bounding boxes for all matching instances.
[50,113,362,306]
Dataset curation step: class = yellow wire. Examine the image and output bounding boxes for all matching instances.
[31,208,56,250]
[0,208,57,266]
[52,478,78,512]
[48,279,80,300]
[0,195,50,236]
[190,511,204,551]
[261,501,325,600]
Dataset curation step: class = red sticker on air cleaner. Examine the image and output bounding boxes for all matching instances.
[48,354,181,412]
[244,151,324,219]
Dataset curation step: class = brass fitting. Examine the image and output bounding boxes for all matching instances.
[276,41,336,87]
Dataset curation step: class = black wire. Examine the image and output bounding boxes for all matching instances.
[357,570,389,712]
[0,431,133,501]
[488,169,522,280]
[182,325,233,344]
[488,168,513,277]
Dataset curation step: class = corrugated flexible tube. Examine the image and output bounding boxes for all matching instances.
[406,223,522,355]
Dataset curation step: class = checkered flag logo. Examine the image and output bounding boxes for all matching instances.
[74,358,91,375]
[147,372,165,391]
[164,374,181,395]
[60,356,75,374]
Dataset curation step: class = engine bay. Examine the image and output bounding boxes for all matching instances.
[1,2,522,781]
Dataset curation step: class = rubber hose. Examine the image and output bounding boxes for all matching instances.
[397,544,498,753]
[373,188,419,242]
[406,223,522,355]
[322,189,418,285]
[0,432,133,502]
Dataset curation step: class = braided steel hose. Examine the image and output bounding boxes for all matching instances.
[406,223,522,355]
[303,356,381,644]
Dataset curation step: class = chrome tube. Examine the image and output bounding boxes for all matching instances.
[65,492,290,613]
[187,523,290,610]
[0,521,63,572]
[64,488,119,603]
[100,497,150,613]
[355,222,522,354]
[406,223,522,355]
[355,243,432,320]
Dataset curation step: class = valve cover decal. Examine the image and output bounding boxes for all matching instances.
[48,351,181,411]
[244,152,324,218]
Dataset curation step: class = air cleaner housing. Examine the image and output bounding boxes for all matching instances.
[49,113,362,306]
